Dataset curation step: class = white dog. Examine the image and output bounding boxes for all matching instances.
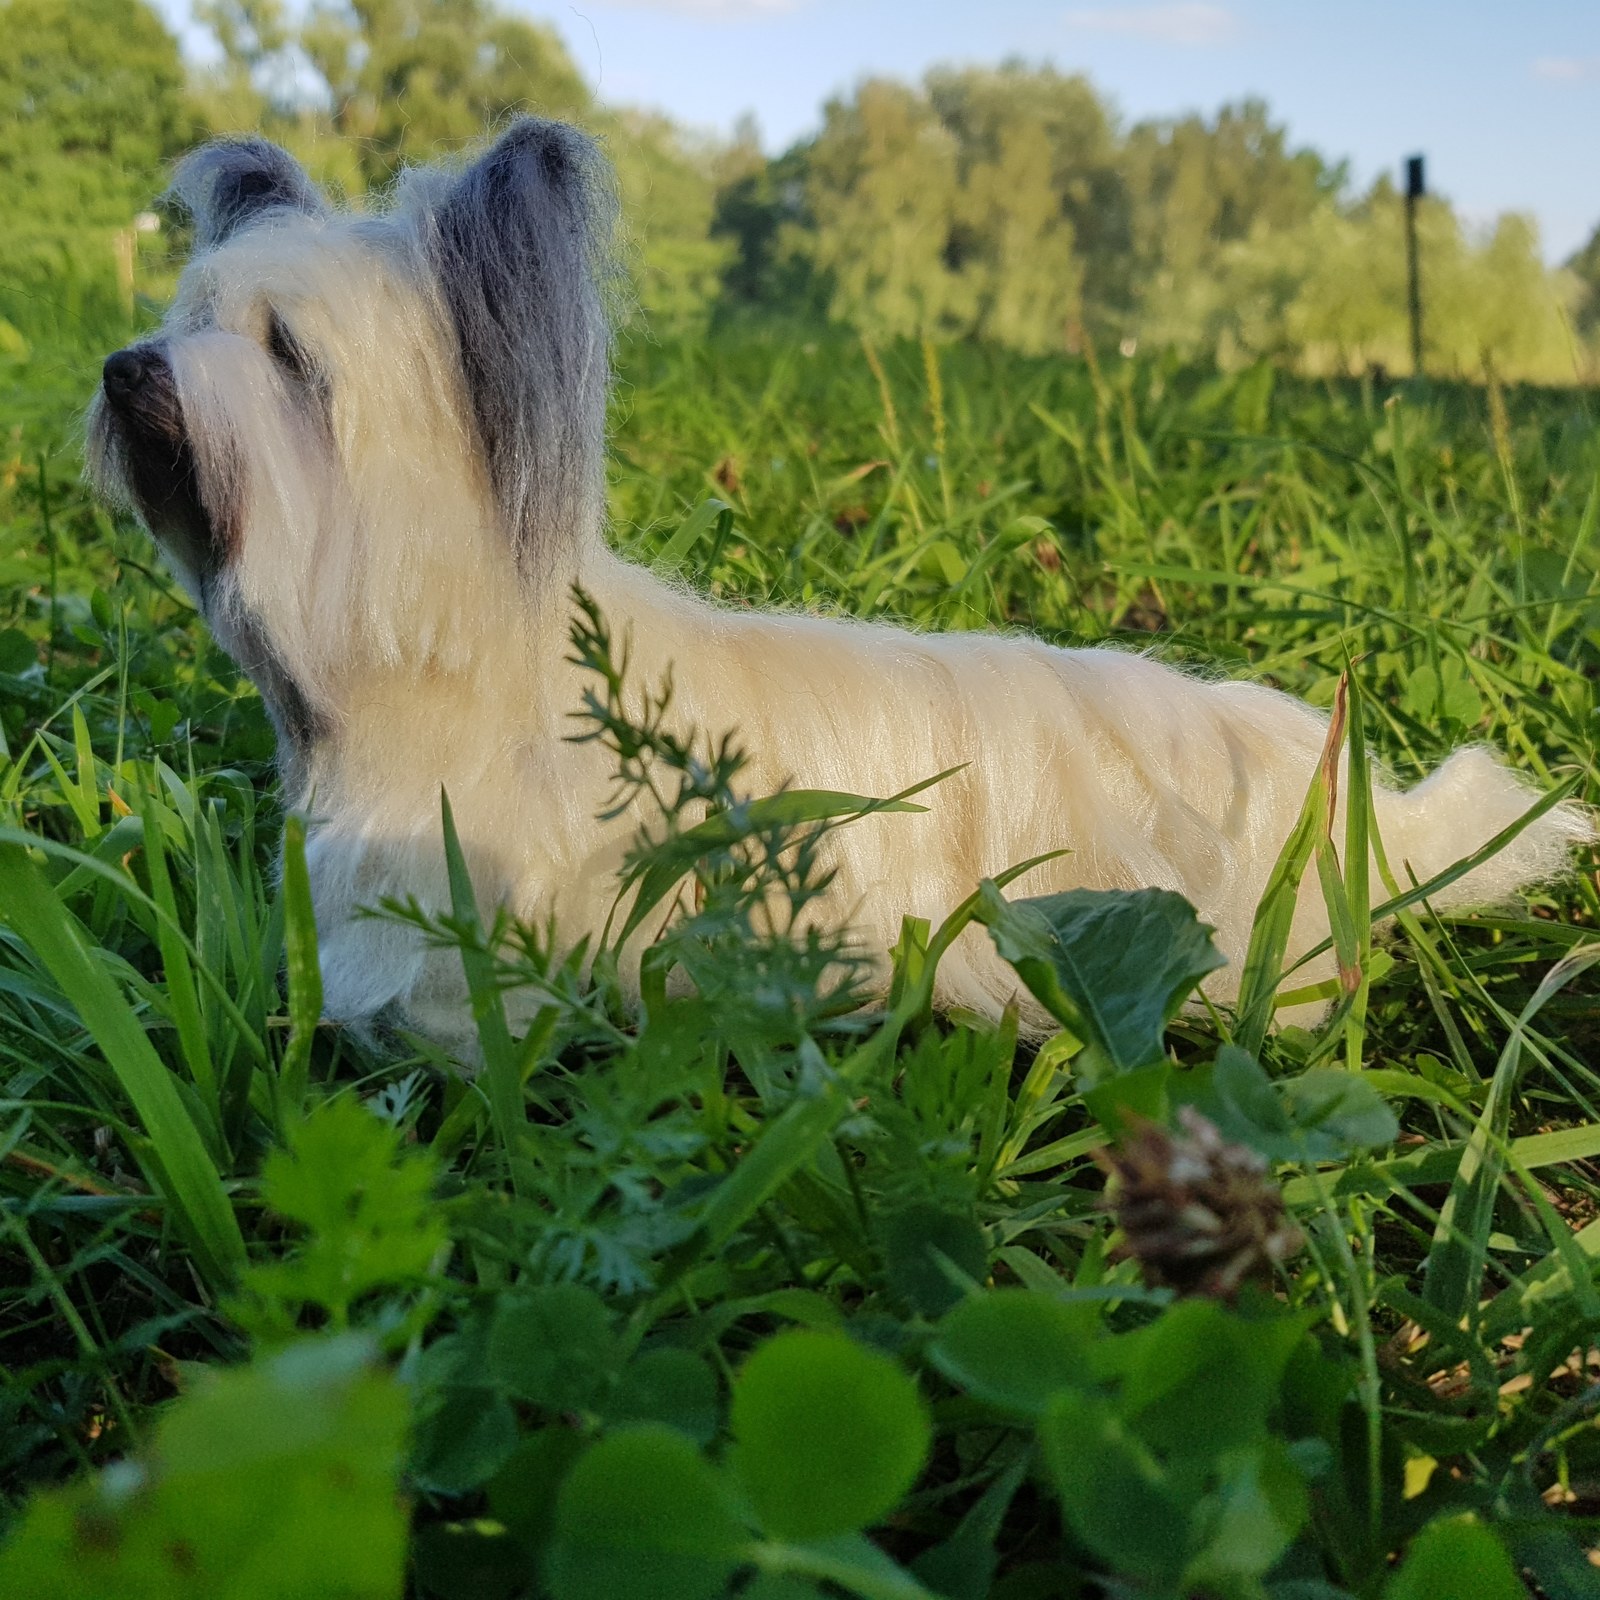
[88,120,1589,1049]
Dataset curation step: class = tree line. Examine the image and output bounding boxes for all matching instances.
[3,0,1598,382]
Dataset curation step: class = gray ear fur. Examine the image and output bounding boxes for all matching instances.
[424,117,619,569]
[164,137,328,251]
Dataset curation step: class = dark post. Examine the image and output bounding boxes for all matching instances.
[1404,155,1425,377]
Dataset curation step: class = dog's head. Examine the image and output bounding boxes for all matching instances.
[88,120,617,774]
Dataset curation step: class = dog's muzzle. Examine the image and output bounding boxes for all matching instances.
[102,346,155,404]
[99,343,227,578]
[102,344,185,443]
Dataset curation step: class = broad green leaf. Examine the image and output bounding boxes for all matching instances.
[0,625,35,674]
[0,1337,407,1600]
[1178,1045,1296,1158]
[488,1284,617,1414]
[1278,1069,1398,1158]
[410,1385,520,1498]
[605,1348,721,1444]
[879,1201,988,1317]
[1039,1388,1188,1588]
[1104,1300,1311,1460]
[1185,1441,1309,1588]
[740,1580,829,1600]
[928,1291,1099,1417]
[732,1330,931,1541]
[487,1428,589,1559]
[753,1532,938,1600]
[975,880,1223,1078]
[1178,1048,1397,1164]
[1383,1515,1524,1600]
[544,1425,743,1600]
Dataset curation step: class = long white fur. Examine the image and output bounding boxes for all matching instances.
[91,129,1592,1053]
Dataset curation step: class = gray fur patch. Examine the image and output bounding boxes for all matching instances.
[165,138,328,252]
[421,119,620,573]
[221,604,327,794]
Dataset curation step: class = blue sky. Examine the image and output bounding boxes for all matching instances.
[157,1,1600,262]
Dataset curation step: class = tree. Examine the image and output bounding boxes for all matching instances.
[299,0,591,187]
[1119,99,1336,353]
[795,67,1125,353]
[609,110,734,331]
[1567,223,1600,345]
[928,64,1123,346]
[709,116,819,314]
[0,0,193,277]
[802,78,968,343]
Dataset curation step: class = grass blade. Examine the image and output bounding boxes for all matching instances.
[1341,658,1374,1069]
[275,814,323,1126]
[135,785,222,1150]
[0,842,246,1289]
[439,788,525,1192]
[1235,675,1347,1053]
[1421,944,1600,1322]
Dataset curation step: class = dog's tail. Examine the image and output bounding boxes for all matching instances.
[1368,746,1592,912]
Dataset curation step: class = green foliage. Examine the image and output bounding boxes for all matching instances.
[609,112,736,333]
[1570,222,1600,350]
[8,0,1593,371]
[229,1097,448,1341]
[1181,1047,1398,1165]
[0,834,248,1290]
[1382,1514,1525,1600]
[206,0,589,186]
[1038,1301,1322,1593]
[974,881,1225,1078]
[731,1330,931,1542]
[6,320,1600,1594]
[0,1336,408,1599]
[739,69,1590,379]
[928,1291,1100,1417]
[0,0,192,260]
[546,1425,744,1600]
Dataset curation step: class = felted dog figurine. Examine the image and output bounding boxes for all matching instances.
[89,119,1589,1050]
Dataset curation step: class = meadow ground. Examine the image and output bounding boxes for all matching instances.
[1,308,1599,1597]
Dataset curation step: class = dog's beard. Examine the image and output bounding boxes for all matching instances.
[88,346,231,605]
[88,343,330,774]
[88,350,227,601]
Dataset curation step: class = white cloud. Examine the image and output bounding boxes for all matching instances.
[592,0,802,16]
[1532,56,1600,82]
[1065,3,1237,47]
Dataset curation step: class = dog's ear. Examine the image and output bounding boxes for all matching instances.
[425,118,619,567]
[164,138,328,252]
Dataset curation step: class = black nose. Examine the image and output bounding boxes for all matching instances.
[103,348,153,402]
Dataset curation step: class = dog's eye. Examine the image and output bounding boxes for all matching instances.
[265,312,313,385]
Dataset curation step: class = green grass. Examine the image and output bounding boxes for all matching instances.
[1,310,1599,1599]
